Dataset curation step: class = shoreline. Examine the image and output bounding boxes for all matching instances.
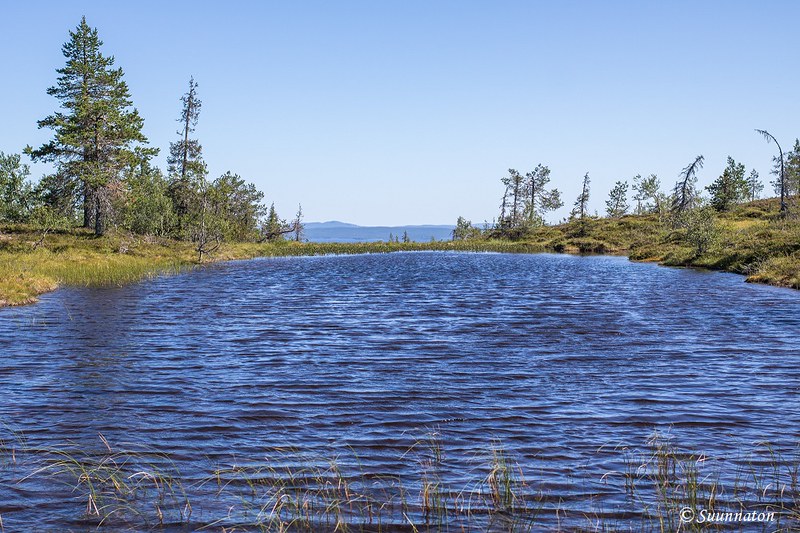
[1,233,796,310]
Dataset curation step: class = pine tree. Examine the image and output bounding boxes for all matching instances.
[524,164,563,225]
[168,77,206,233]
[605,180,629,218]
[746,169,763,202]
[26,17,154,235]
[706,156,748,211]
[498,164,562,237]
[632,174,663,214]
[499,169,525,229]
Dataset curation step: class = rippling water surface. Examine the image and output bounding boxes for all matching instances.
[1,252,799,531]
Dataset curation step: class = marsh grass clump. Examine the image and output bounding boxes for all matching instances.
[2,428,800,531]
[486,442,522,513]
[619,433,799,532]
[203,447,409,532]
[21,435,190,528]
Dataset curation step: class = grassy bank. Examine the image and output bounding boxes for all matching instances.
[2,198,799,307]
[0,227,259,306]
[0,226,542,307]
[501,198,800,290]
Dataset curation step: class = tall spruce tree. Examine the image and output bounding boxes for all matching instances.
[27,17,154,235]
[571,172,591,236]
[168,77,206,233]
[571,172,591,220]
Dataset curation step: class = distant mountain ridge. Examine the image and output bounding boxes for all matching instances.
[304,221,360,229]
[302,221,455,243]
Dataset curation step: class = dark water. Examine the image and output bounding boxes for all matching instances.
[1,252,799,531]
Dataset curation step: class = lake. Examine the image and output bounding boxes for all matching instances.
[1,252,798,531]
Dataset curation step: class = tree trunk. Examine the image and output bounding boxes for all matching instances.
[94,190,104,236]
[83,181,92,228]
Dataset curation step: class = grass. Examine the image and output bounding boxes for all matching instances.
[509,198,800,290]
[0,225,545,307]
[0,428,797,531]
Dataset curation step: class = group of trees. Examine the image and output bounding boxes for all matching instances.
[0,18,300,256]
[494,165,563,238]
[454,140,799,245]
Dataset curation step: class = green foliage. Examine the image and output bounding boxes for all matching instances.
[571,172,590,220]
[568,172,592,237]
[746,168,763,202]
[497,164,562,238]
[118,160,175,235]
[525,164,563,223]
[207,172,266,242]
[785,139,800,207]
[261,203,288,241]
[706,156,748,211]
[293,204,304,242]
[26,17,155,235]
[683,205,720,256]
[452,216,481,240]
[167,78,206,230]
[0,152,35,223]
[605,180,629,218]
[632,173,666,215]
[34,171,81,222]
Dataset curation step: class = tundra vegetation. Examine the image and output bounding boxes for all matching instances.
[453,149,800,291]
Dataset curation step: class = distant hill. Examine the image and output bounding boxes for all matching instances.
[303,222,455,243]
[304,221,360,229]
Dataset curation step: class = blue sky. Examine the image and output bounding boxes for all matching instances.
[1,1,798,225]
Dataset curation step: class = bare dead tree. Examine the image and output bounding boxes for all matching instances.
[672,155,704,215]
[755,129,786,214]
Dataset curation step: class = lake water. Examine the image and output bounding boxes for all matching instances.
[1,252,799,531]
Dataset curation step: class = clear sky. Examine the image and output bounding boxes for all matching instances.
[1,1,798,225]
